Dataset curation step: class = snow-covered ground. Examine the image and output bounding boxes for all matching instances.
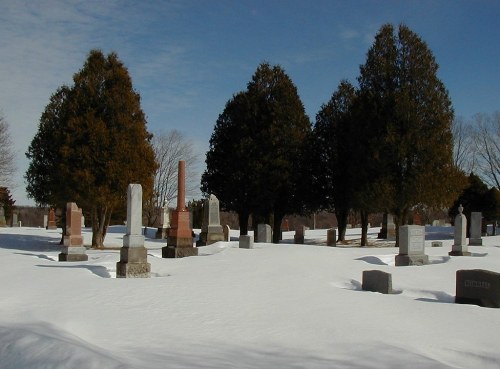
[1,225,499,369]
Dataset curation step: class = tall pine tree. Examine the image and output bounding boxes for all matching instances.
[26,50,157,247]
[358,24,465,245]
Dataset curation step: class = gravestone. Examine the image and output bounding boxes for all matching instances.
[197,194,224,246]
[456,269,500,308]
[327,228,337,247]
[116,184,151,278]
[81,215,85,228]
[395,225,428,266]
[362,270,393,294]
[449,205,471,256]
[294,226,305,244]
[43,214,48,228]
[0,203,6,227]
[47,208,57,229]
[59,202,88,262]
[155,201,170,239]
[223,225,230,242]
[469,212,483,246]
[378,213,395,240]
[256,224,272,243]
[11,212,19,227]
[163,161,198,258]
[239,234,254,249]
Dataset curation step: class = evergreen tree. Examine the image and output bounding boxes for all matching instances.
[0,187,15,221]
[312,80,357,242]
[26,50,157,247]
[358,23,465,245]
[202,63,311,241]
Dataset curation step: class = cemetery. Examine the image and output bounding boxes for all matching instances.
[1,200,500,368]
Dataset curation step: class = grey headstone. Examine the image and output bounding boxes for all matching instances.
[395,225,428,266]
[43,214,48,228]
[11,212,18,227]
[327,228,337,247]
[362,270,393,294]
[450,205,471,256]
[294,226,305,244]
[469,212,483,246]
[197,194,224,246]
[256,224,272,243]
[239,234,254,249]
[223,225,230,242]
[456,269,500,308]
[0,204,5,227]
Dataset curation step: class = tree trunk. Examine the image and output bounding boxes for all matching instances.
[360,210,369,246]
[394,208,409,248]
[336,207,349,242]
[238,210,249,235]
[272,211,284,244]
[91,205,111,248]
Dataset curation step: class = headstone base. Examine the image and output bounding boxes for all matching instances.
[155,227,168,239]
[59,253,88,262]
[116,261,151,278]
[449,250,472,256]
[47,223,57,230]
[162,246,198,258]
[395,254,429,266]
[239,235,254,249]
[196,231,225,246]
[469,238,483,246]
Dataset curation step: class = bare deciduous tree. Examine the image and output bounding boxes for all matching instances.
[145,130,200,226]
[473,112,500,189]
[452,116,476,174]
[0,115,16,188]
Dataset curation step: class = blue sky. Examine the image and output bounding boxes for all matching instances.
[1,0,499,205]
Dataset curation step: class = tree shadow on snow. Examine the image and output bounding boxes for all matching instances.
[0,233,61,252]
[36,264,111,278]
[14,252,57,261]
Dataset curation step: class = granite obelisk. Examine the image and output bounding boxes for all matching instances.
[162,161,197,258]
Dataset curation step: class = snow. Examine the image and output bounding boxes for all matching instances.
[1,225,500,368]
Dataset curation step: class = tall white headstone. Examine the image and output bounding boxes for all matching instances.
[117,184,151,277]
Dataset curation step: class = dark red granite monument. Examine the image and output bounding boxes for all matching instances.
[162,160,197,258]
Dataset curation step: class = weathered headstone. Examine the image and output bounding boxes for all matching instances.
[327,228,337,247]
[155,201,170,239]
[59,202,88,262]
[456,269,500,308]
[197,194,224,246]
[81,215,85,228]
[395,225,428,266]
[11,212,18,227]
[469,212,483,246]
[449,205,471,256]
[116,184,151,278]
[0,203,6,227]
[163,161,197,258]
[47,208,57,229]
[239,234,254,249]
[255,224,272,243]
[223,224,230,242]
[362,270,393,294]
[43,214,48,229]
[294,226,305,244]
[378,213,395,240]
